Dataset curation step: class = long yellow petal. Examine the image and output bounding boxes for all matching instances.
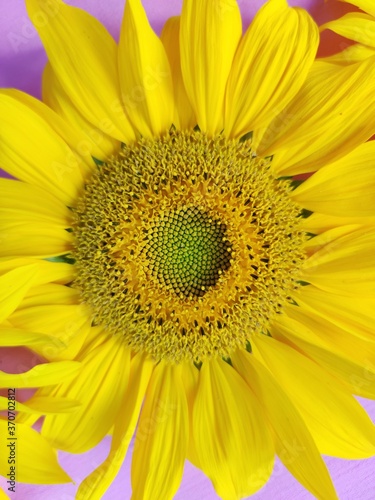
[0,258,74,286]
[160,16,196,130]
[0,91,84,206]
[26,0,135,143]
[181,362,200,468]
[271,314,375,399]
[42,338,130,453]
[302,226,375,294]
[118,0,174,137]
[19,284,80,309]
[321,43,375,65]
[225,0,318,137]
[1,88,94,175]
[292,142,375,217]
[253,334,375,458]
[180,0,241,134]
[9,304,90,361]
[292,285,375,343]
[0,419,71,484]
[131,362,188,500]
[259,58,375,175]
[76,353,154,500]
[0,265,38,323]
[335,0,375,15]
[0,178,71,227]
[0,361,81,388]
[193,358,274,499]
[42,63,120,161]
[0,223,73,258]
[0,395,80,414]
[283,300,375,363]
[232,350,338,500]
[0,327,65,349]
[300,213,375,233]
[321,13,375,48]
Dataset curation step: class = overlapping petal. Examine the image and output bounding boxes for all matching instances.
[131,362,188,500]
[232,350,338,500]
[76,353,154,500]
[26,0,135,144]
[41,337,130,453]
[258,59,375,175]
[180,0,242,134]
[118,0,174,137]
[0,91,85,206]
[292,141,375,217]
[43,63,120,161]
[225,0,319,137]
[253,334,375,458]
[0,420,72,484]
[161,17,196,130]
[192,358,274,498]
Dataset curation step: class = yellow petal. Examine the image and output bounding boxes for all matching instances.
[0,178,71,227]
[0,91,85,206]
[225,0,319,137]
[0,361,81,388]
[0,419,72,484]
[0,395,80,414]
[271,313,375,399]
[253,334,375,458]
[180,0,241,134]
[118,0,174,137]
[9,304,91,361]
[292,285,375,343]
[193,358,274,499]
[181,362,200,468]
[302,226,375,294]
[42,338,130,453]
[232,350,338,500]
[0,223,73,258]
[321,13,375,48]
[160,16,196,130]
[0,258,74,285]
[0,327,65,349]
[259,58,375,175]
[283,300,375,362]
[0,265,38,322]
[293,142,375,217]
[0,488,9,500]
[321,43,375,65]
[43,63,120,161]
[1,88,94,176]
[301,212,375,233]
[335,0,375,15]
[76,353,154,500]
[19,284,80,309]
[26,0,135,144]
[131,362,188,500]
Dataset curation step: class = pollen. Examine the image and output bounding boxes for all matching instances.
[73,129,306,363]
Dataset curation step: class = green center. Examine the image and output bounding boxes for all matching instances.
[145,207,232,297]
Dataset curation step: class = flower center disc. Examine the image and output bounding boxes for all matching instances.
[146,207,232,298]
[73,130,305,363]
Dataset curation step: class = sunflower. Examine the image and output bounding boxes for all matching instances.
[321,0,375,63]
[1,0,375,498]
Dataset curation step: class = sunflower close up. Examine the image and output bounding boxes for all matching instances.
[1,0,375,499]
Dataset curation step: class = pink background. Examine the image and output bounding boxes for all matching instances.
[0,0,374,498]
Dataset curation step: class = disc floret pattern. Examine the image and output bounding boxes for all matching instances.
[73,130,306,363]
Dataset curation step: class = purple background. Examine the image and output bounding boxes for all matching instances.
[0,0,374,498]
